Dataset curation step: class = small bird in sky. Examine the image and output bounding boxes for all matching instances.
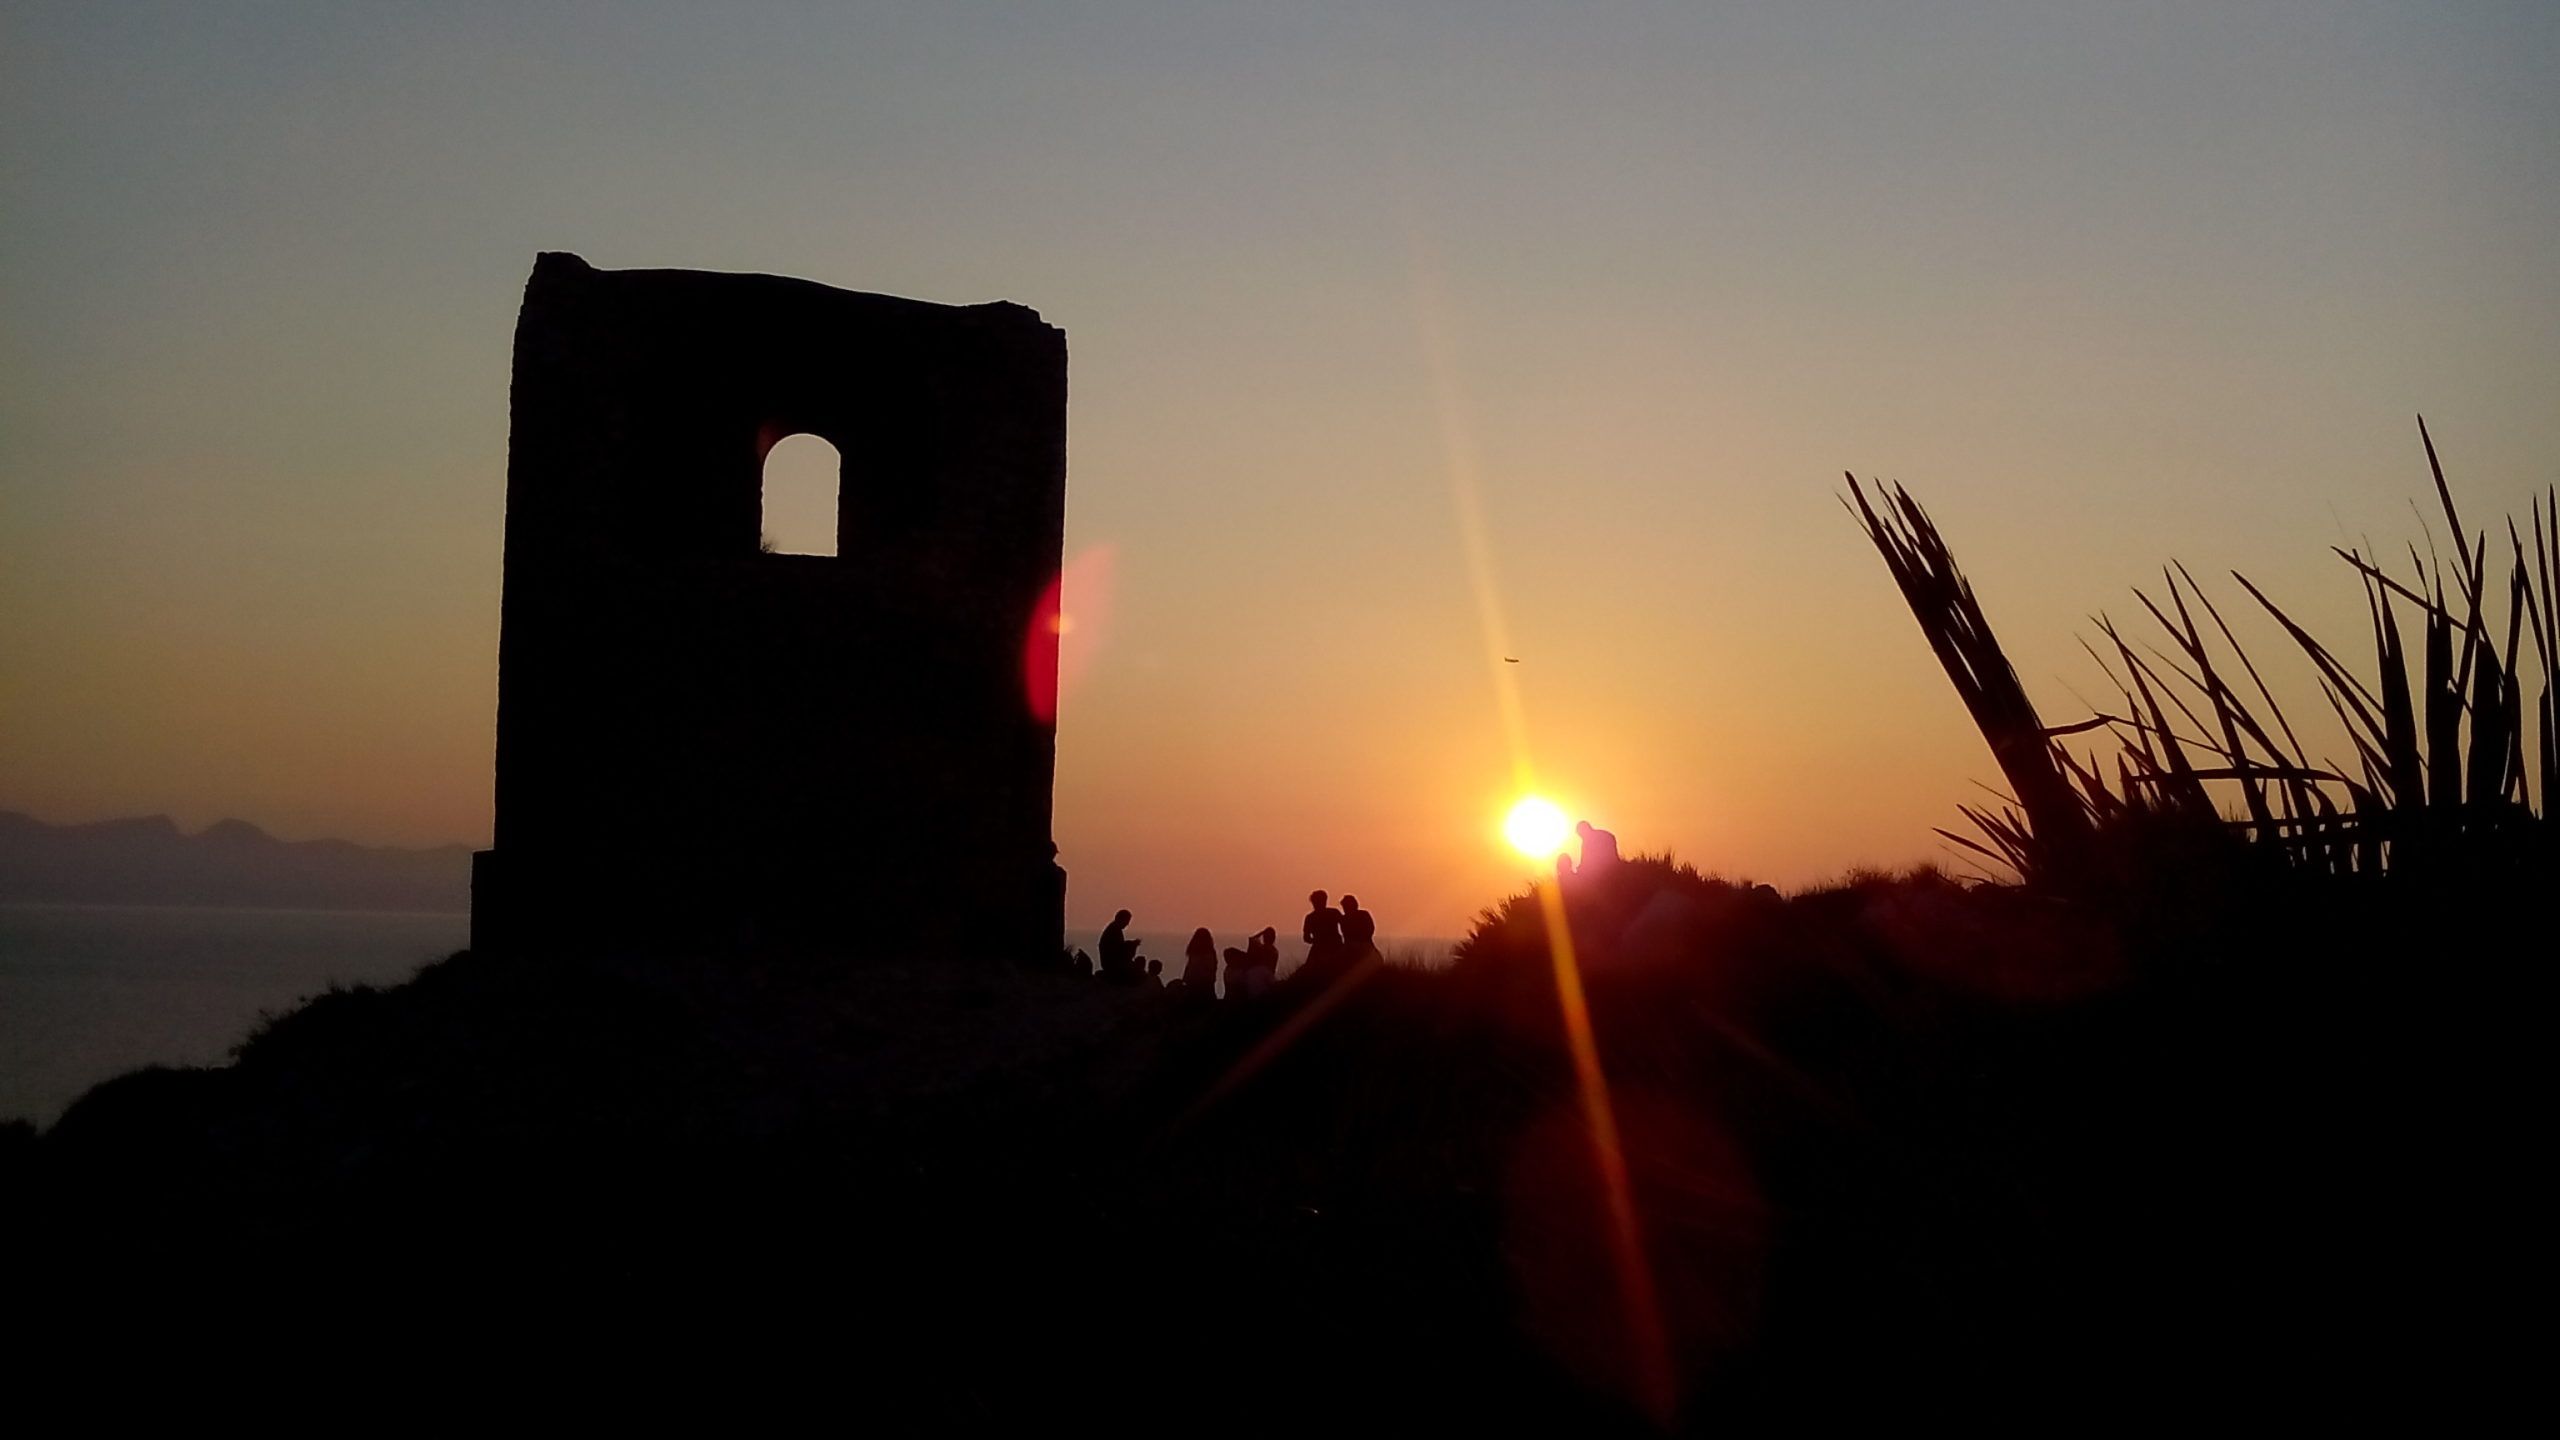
[1503,656,1521,663]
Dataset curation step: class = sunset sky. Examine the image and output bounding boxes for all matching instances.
[5,3,2556,938]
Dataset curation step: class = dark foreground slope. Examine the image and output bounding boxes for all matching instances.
[5,862,2539,1430]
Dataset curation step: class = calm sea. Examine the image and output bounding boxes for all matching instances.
[0,902,469,1126]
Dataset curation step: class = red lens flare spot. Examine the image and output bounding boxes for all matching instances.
[1024,573,1064,725]
[1023,544,1114,726]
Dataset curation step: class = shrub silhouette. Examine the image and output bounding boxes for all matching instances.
[1850,419,2555,893]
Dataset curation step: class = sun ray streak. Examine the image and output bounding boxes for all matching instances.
[1407,225,1536,797]
[1533,878,1676,1420]
[1166,954,1387,1135]
[1409,222,1677,1421]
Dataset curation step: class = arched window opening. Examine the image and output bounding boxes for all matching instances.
[761,433,840,557]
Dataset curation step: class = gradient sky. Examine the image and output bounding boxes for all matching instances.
[5,3,2556,938]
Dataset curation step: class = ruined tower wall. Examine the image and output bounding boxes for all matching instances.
[473,253,1067,957]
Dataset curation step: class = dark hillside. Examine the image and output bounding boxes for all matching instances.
[9,860,2536,1429]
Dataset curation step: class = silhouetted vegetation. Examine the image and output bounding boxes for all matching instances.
[1850,419,2554,893]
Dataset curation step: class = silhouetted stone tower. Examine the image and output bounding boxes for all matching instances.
[473,253,1067,958]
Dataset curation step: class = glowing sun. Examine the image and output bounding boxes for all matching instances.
[1504,796,1572,859]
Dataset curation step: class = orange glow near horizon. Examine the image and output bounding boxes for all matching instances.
[8,8,2554,947]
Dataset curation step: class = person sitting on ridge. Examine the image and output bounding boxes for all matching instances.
[1576,820,1620,875]
[1236,926,1280,1000]
[1339,894,1380,970]
[1180,927,1219,1000]
[1099,909,1141,982]
[1301,890,1345,983]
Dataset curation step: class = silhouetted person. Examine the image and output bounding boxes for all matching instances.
[1252,927,1280,994]
[1228,926,1279,1000]
[1301,890,1345,983]
[1099,909,1140,983]
[1340,894,1379,968]
[1577,820,1620,875]
[1181,928,1218,1000]
[1556,851,1578,886]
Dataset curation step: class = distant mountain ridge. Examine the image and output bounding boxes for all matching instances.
[0,810,472,913]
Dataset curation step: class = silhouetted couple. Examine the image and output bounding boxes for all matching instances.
[1554,821,1619,884]
[1299,890,1378,986]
